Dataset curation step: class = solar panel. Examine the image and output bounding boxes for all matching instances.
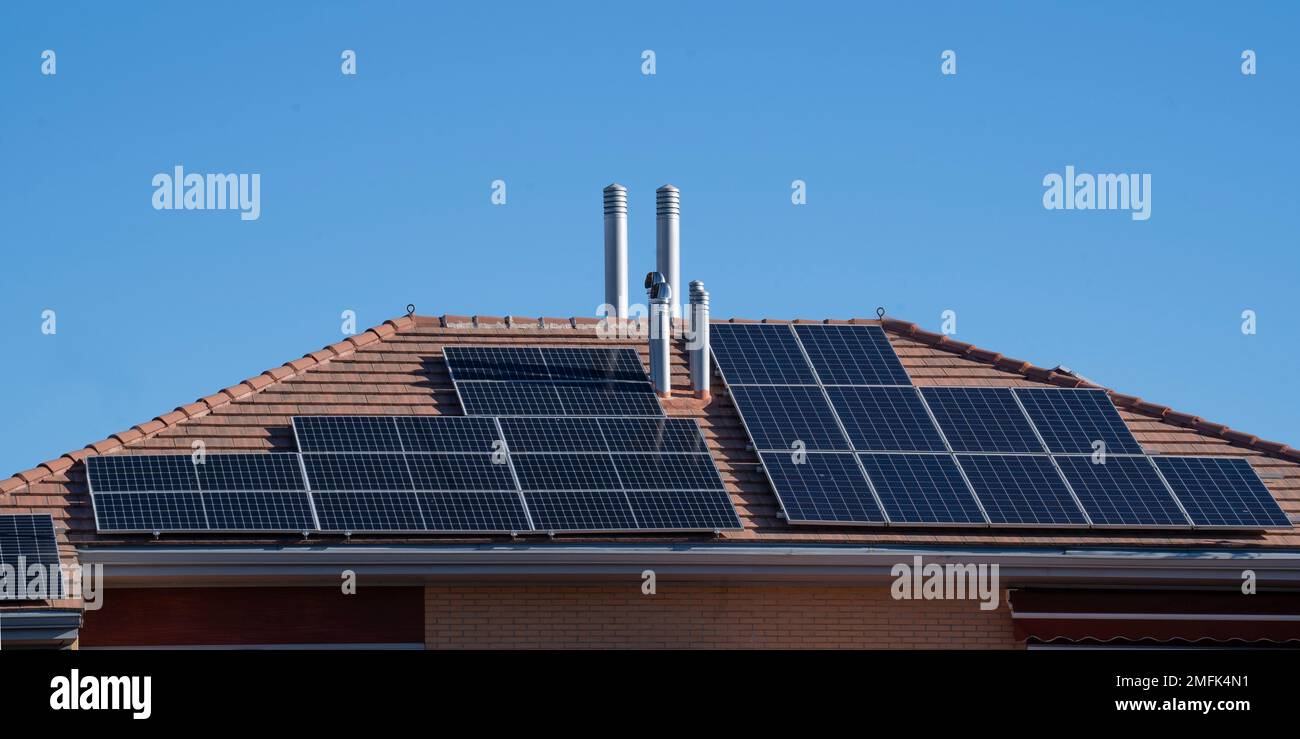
[418,491,531,532]
[552,382,664,417]
[857,453,986,525]
[793,325,911,385]
[500,417,608,452]
[729,385,850,451]
[93,492,208,531]
[300,453,413,491]
[395,416,502,453]
[612,453,726,490]
[600,418,708,453]
[203,491,316,531]
[293,416,403,453]
[195,453,306,491]
[457,383,566,416]
[511,453,621,490]
[920,388,1044,453]
[1014,388,1143,455]
[313,491,428,531]
[625,489,741,530]
[543,347,647,382]
[523,489,639,531]
[1153,457,1292,529]
[759,452,885,524]
[1053,455,1189,527]
[709,323,817,385]
[405,453,516,491]
[0,515,63,598]
[86,454,199,492]
[955,454,1087,526]
[827,386,947,452]
[442,346,548,381]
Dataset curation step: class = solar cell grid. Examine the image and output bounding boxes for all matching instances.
[729,385,850,451]
[857,453,986,525]
[395,416,502,453]
[313,491,428,531]
[552,382,663,417]
[523,490,638,531]
[758,452,884,524]
[956,454,1086,526]
[418,491,531,531]
[86,455,199,492]
[709,323,817,385]
[0,515,63,599]
[499,417,607,452]
[94,492,208,531]
[511,453,621,490]
[625,489,741,530]
[203,491,316,531]
[1153,457,1291,529]
[920,388,1044,453]
[405,453,516,491]
[543,347,647,382]
[443,346,549,381]
[301,453,413,491]
[293,416,402,453]
[196,453,306,491]
[793,324,912,386]
[828,386,947,452]
[457,382,565,416]
[1014,388,1143,455]
[600,418,708,453]
[612,453,725,491]
[1053,455,1188,527]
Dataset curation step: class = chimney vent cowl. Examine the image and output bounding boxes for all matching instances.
[603,184,629,320]
[688,280,710,399]
[646,271,672,397]
[655,185,681,320]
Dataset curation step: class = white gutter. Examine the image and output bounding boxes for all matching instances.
[78,544,1300,589]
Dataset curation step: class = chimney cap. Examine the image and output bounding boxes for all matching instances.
[645,271,667,289]
[656,184,679,193]
[604,182,627,191]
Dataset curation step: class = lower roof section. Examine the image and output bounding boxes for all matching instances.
[79,542,1300,589]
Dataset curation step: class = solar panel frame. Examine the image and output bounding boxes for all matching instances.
[522,489,640,532]
[611,453,727,491]
[442,346,549,381]
[1013,388,1145,455]
[455,382,566,416]
[955,454,1089,527]
[0,514,64,599]
[85,454,200,492]
[92,491,210,532]
[394,416,503,453]
[827,386,949,453]
[728,385,851,452]
[292,416,404,453]
[709,323,818,385]
[1152,456,1292,530]
[857,452,989,526]
[499,417,608,452]
[920,387,1046,454]
[1052,455,1190,528]
[202,491,318,532]
[599,418,709,453]
[792,324,912,386]
[757,451,887,525]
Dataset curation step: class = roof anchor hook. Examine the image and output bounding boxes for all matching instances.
[406,304,416,317]
[876,306,886,321]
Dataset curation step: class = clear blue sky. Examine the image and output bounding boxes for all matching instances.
[1,2,1296,475]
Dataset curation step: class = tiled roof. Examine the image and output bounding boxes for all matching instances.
[3,313,1298,562]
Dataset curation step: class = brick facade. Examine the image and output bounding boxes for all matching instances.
[424,584,1021,649]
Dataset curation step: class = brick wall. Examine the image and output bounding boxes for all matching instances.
[424,584,1021,649]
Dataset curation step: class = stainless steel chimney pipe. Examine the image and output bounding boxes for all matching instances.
[655,185,681,320]
[603,184,629,320]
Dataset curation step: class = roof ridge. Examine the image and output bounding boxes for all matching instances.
[0,314,419,495]
[878,316,1300,465]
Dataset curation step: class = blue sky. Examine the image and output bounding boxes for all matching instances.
[1,2,1296,474]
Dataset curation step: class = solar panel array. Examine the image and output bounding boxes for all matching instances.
[0,514,62,599]
[711,323,1291,530]
[86,416,740,535]
[445,346,664,417]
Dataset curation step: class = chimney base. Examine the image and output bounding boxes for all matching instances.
[693,389,711,401]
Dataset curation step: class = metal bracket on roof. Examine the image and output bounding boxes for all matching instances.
[406,304,416,317]
[876,307,886,320]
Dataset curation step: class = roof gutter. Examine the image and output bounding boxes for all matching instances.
[78,544,1300,589]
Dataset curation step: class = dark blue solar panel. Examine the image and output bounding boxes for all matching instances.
[729,385,850,451]
[457,382,565,416]
[500,417,607,452]
[709,323,816,385]
[523,490,638,531]
[395,416,502,453]
[418,491,531,531]
[86,455,199,492]
[312,491,428,531]
[443,346,548,381]
[195,453,306,491]
[625,489,741,530]
[301,453,413,491]
[511,454,621,490]
[793,325,911,386]
[600,418,708,453]
[611,453,725,490]
[543,347,647,382]
[1054,455,1188,527]
[405,453,516,491]
[1153,457,1291,528]
[94,492,208,531]
[955,454,1086,526]
[857,453,986,525]
[293,416,402,453]
[827,386,947,452]
[1014,388,1143,455]
[203,491,316,531]
[0,515,62,598]
[920,388,1044,453]
[759,452,885,524]
[552,382,663,416]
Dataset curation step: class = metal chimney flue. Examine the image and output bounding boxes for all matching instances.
[655,185,681,320]
[688,280,710,400]
[603,184,629,321]
[646,271,672,397]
